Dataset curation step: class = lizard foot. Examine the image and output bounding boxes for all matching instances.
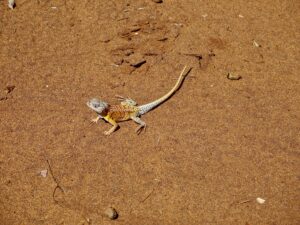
[91,117,100,123]
[103,124,119,136]
[104,130,112,136]
[131,116,146,135]
[135,124,146,135]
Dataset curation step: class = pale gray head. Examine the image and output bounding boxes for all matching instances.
[87,98,108,114]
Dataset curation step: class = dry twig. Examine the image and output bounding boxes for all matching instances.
[46,159,64,203]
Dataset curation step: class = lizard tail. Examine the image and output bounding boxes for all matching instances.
[137,66,191,116]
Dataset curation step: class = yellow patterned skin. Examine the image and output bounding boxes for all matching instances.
[98,104,140,135]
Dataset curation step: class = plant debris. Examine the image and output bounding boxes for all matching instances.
[46,160,64,203]
[126,53,147,68]
[0,85,16,101]
[5,85,15,94]
[152,0,163,3]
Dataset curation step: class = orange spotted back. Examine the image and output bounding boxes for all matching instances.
[108,104,138,121]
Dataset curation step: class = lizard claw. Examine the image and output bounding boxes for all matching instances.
[91,117,100,123]
[135,124,146,135]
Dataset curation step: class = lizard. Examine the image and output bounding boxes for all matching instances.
[86,65,191,135]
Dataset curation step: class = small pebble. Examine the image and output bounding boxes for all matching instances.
[8,0,15,9]
[253,40,261,48]
[104,207,118,220]
[256,197,266,204]
[227,72,242,80]
[152,0,163,3]
[40,169,48,177]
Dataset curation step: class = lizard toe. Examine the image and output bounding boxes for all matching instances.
[104,131,111,136]
[135,124,146,135]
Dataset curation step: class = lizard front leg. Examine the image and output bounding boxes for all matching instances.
[131,116,146,134]
[103,116,119,136]
[91,115,103,123]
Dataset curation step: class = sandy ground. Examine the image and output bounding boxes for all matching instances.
[0,0,299,224]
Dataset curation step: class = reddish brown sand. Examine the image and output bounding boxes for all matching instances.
[0,1,299,224]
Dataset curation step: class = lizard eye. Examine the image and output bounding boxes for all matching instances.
[93,103,100,108]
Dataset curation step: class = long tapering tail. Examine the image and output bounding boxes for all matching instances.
[137,66,191,116]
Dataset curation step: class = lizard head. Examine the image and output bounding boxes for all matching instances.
[87,98,109,114]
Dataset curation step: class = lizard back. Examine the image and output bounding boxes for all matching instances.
[107,104,139,122]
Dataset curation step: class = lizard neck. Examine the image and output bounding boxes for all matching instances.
[98,105,110,117]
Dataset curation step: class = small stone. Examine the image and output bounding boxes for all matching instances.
[256,197,266,204]
[40,169,48,177]
[104,207,118,220]
[8,0,15,9]
[152,0,163,3]
[227,72,242,80]
[253,40,261,48]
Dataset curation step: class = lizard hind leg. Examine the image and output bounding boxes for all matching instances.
[104,125,119,136]
[115,95,138,106]
[131,116,146,135]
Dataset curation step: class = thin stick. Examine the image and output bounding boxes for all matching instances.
[238,199,251,204]
[140,188,155,203]
[46,159,64,203]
